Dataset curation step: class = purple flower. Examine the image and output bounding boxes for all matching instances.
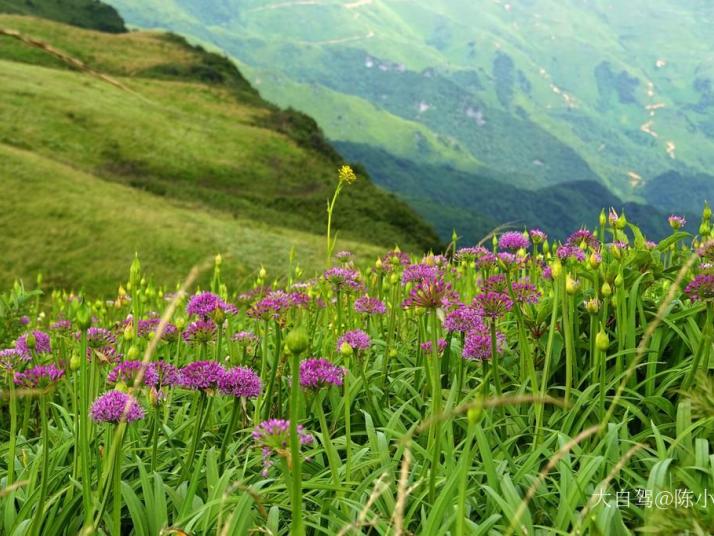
[529,229,547,244]
[337,329,371,353]
[697,240,714,261]
[85,327,116,348]
[253,419,314,474]
[182,319,216,344]
[481,274,508,294]
[498,231,529,252]
[455,246,490,262]
[50,319,72,332]
[510,280,541,305]
[186,292,232,318]
[299,358,344,389]
[684,274,714,302]
[137,317,178,341]
[150,361,180,388]
[13,364,64,388]
[335,250,353,262]
[15,330,51,358]
[90,391,145,423]
[380,249,410,272]
[668,215,686,230]
[178,360,225,391]
[232,331,259,345]
[566,229,599,250]
[421,339,447,354]
[0,348,27,372]
[472,292,513,319]
[323,267,363,293]
[463,328,506,360]
[354,296,386,315]
[107,360,158,387]
[218,366,261,398]
[443,305,484,333]
[403,277,458,309]
[20,316,30,326]
[401,263,441,285]
[556,245,586,262]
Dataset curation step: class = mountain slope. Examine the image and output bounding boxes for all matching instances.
[0,0,126,32]
[0,142,381,294]
[105,0,714,235]
[0,13,441,291]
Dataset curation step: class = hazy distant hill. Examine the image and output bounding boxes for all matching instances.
[105,0,713,238]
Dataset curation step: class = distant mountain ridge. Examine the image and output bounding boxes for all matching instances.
[103,0,713,239]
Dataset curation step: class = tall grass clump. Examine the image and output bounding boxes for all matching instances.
[1,181,714,534]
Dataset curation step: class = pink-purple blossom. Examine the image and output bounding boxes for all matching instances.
[90,390,145,423]
[299,358,344,389]
[218,366,261,398]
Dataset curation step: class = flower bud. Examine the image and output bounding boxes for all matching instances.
[285,327,309,355]
[115,382,128,393]
[599,209,607,227]
[123,324,134,341]
[215,254,223,267]
[588,253,601,269]
[596,329,609,351]
[389,273,399,285]
[76,305,92,331]
[339,341,353,356]
[565,274,580,295]
[175,317,186,330]
[127,345,140,359]
[704,202,712,221]
[601,281,612,297]
[615,273,624,287]
[388,348,398,358]
[375,258,383,269]
[585,297,600,314]
[259,266,267,279]
[551,259,562,278]
[699,222,710,236]
[70,353,81,371]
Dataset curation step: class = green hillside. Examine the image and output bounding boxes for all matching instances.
[0,0,125,32]
[105,0,714,236]
[0,13,440,292]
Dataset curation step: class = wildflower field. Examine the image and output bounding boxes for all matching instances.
[2,191,714,535]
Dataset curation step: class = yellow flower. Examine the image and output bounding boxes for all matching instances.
[338,164,357,184]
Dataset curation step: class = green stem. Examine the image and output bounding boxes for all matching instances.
[314,395,339,485]
[29,396,49,536]
[288,350,305,536]
[151,405,160,472]
[427,309,442,503]
[344,354,352,483]
[182,392,207,480]
[535,283,559,446]
[219,398,241,466]
[455,414,477,536]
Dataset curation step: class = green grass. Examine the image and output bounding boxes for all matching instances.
[0,142,382,294]
[0,14,442,291]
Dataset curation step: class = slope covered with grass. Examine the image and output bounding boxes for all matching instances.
[0,14,440,291]
[0,143,382,294]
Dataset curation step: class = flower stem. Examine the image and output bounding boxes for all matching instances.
[288,349,305,536]
[219,397,241,466]
[29,396,49,536]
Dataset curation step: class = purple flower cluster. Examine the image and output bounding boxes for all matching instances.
[107,360,159,387]
[498,232,529,252]
[380,249,410,272]
[556,245,586,262]
[0,348,27,372]
[402,277,458,309]
[15,330,51,359]
[299,358,344,389]
[323,267,363,292]
[186,292,234,318]
[253,419,314,474]
[137,317,178,341]
[85,327,116,349]
[232,331,259,345]
[13,364,64,388]
[50,319,72,332]
[401,263,441,285]
[472,292,513,319]
[420,339,447,354]
[336,329,371,353]
[510,280,541,305]
[183,319,216,344]
[684,274,714,302]
[668,215,686,230]
[90,390,145,423]
[218,366,262,398]
[354,295,386,315]
[529,229,547,244]
[463,328,506,360]
[178,360,225,391]
[566,229,599,250]
[443,304,484,333]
